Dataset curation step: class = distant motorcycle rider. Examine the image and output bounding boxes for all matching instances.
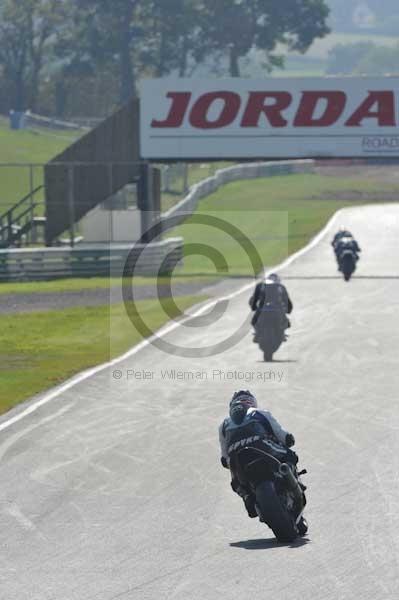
[332,228,353,249]
[250,273,293,333]
[335,236,361,258]
[335,236,361,270]
[218,390,307,531]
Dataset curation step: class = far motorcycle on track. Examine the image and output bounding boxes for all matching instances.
[254,306,286,362]
[331,230,361,281]
[339,248,357,281]
[229,442,307,542]
[250,273,293,362]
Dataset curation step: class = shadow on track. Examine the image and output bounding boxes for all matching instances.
[230,537,310,550]
[269,359,298,364]
[255,359,298,364]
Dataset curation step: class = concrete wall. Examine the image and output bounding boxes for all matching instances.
[0,238,183,281]
[80,206,142,243]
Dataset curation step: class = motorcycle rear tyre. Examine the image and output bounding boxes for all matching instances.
[255,480,298,543]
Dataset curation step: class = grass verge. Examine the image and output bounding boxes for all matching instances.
[0,295,205,414]
[0,275,219,296]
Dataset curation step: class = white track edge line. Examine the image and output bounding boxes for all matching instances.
[0,207,343,433]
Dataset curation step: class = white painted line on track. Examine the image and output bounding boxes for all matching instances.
[0,208,344,433]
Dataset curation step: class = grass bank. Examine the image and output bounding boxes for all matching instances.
[0,275,218,296]
[0,295,204,413]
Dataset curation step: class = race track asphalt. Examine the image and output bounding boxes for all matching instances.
[1,203,399,600]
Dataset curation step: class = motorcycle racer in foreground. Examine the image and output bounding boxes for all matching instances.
[219,390,308,534]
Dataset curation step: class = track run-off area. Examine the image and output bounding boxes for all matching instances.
[1,203,399,599]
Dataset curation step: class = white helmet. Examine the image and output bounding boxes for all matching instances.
[268,273,281,284]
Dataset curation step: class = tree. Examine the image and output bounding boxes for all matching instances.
[0,0,30,110]
[0,0,332,116]
[49,2,99,116]
[139,0,210,77]
[0,0,68,111]
[201,0,330,77]
[79,0,149,104]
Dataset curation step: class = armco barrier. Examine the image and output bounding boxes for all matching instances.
[24,111,90,132]
[0,238,183,282]
[162,160,315,227]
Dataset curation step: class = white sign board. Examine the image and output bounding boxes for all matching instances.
[140,78,399,159]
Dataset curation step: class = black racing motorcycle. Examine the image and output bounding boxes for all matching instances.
[339,249,357,281]
[254,306,285,362]
[229,441,307,542]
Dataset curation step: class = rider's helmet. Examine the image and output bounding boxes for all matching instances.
[268,273,281,284]
[230,390,257,409]
[340,228,352,237]
[229,391,257,424]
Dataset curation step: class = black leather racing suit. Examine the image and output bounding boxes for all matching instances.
[335,238,361,263]
[250,280,293,329]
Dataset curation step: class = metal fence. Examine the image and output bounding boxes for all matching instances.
[0,163,45,212]
[24,112,91,132]
[0,163,46,247]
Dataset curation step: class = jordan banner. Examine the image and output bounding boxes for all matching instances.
[140,77,399,159]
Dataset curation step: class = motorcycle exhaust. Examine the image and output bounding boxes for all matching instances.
[279,463,304,509]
